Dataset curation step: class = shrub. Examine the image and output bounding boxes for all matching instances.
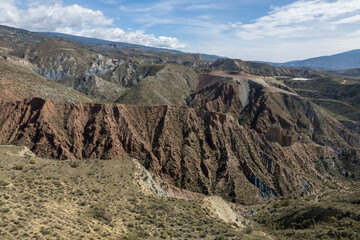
[70,162,79,168]
[321,235,331,239]
[90,203,112,223]
[13,164,24,170]
[243,226,254,234]
[0,179,9,187]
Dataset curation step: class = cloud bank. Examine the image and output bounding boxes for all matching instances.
[235,0,360,40]
[0,1,186,49]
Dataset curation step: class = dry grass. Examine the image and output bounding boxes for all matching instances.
[251,186,360,240]
[0,145,271,240]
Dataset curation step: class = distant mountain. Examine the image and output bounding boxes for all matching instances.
[269,49,360,70]
[43,32,183,54]
[42,32,223,61]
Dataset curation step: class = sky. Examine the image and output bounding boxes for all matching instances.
[0,0,360,62]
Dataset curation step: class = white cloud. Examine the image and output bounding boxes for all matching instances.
[0,1,186,49]
[122,0,218,13]
[58,27,188,49]
[334,15,360,25]
[0,2,113,31]
[185,4,218,10]
[196,0,360,62]
[236,0,360,40]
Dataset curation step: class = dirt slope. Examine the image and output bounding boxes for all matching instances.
[0,145,274,239]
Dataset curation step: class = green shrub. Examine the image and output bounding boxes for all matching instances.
[90,203,112,223]
[243,226,254,234]
[13,164,24,170]
[0,179,9,187]
[320,235,331,239]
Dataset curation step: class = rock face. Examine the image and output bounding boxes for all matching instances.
[24,39,118,80]
[102,62,165,87]
[8,39,124,100]
[189,73,360,149]
[1,97,359,204]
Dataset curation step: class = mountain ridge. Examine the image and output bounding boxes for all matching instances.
[268,49,360,70]
[43,31,221,61]
[42,31,224,62]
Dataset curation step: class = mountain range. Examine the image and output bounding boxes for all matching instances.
[0,24,359,239]
[43,32,223,62]
[268,49,360,70]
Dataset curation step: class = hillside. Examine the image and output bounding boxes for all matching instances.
[1,145,359,239]
[0,145,272,240]
[325,68,360,80]
[0,58,94,103]
[0,25,329,104]
[284,77,360,134]
[189,72,360,148]
[116,64,198,106]
[208,59,323,78]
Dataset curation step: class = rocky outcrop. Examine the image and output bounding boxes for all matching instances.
[102,62,164,87]
[1,25,359,207]
[24,39,118,79]
[59,75,125,101]
[1,97,356,204]
[34,68,72,82]
[10,39,124,100]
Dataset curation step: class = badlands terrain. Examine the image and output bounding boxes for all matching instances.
[0,25,359,239]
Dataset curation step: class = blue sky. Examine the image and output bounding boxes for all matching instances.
[1,0,360,62]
